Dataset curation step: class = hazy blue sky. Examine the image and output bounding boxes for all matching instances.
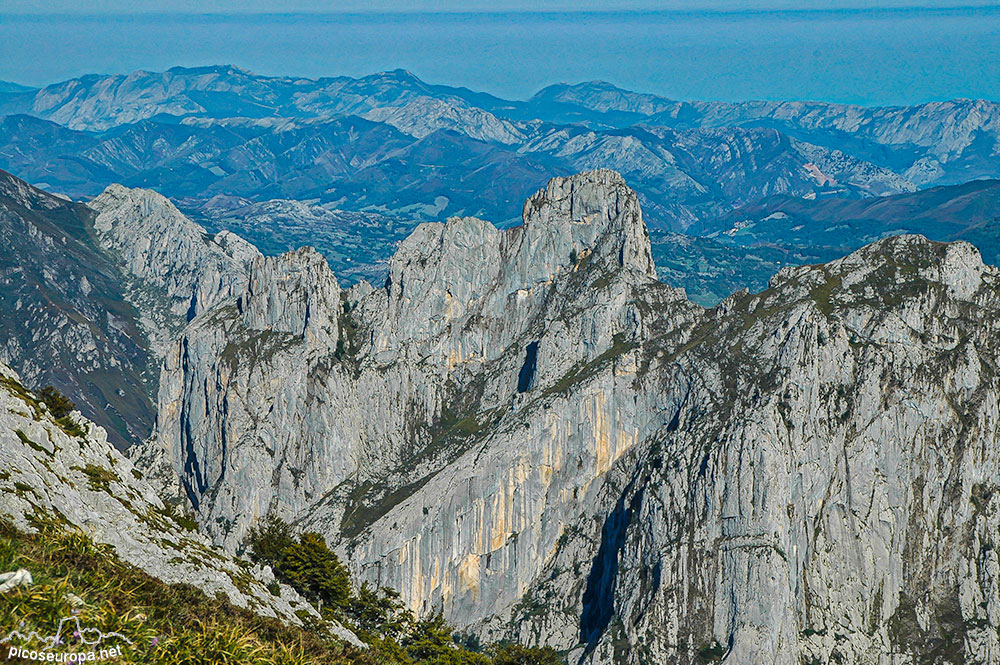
[2,3,998,105]
[4,0,999,13]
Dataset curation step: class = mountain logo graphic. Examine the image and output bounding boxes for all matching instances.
[3,616,132,661]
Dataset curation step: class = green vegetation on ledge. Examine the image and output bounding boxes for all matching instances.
[1,515,563,665]
[246,516,564,665]
[0,516,357,665]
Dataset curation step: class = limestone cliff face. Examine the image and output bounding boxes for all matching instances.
[131,170,999,664]
[0,362,342,633]
[88,183,261,355]
[139,169,687,592]
[140,246,347,541]
[239,247,340,344]
[484,235,1000,665]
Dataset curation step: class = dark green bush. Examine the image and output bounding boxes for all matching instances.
[281,532,352,611]
[247,514,296,567]
[39,385,75,418]
[404,612,490,665]
[245,517,567,665]
[247,517,351,613]
[491,644,563,665]
[346,582,413,640]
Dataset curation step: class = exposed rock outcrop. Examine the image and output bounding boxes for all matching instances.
[484,235,1000,665]
[83,171,1000,663]
[89,183,260,355]
[0,362,338,632]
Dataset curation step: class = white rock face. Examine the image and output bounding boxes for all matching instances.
[118,171,999,664]
[239,247,340,344]
[88,183,261,356]
[0,362,333,630]
[362,96,529,144]
[483,235,1000,665]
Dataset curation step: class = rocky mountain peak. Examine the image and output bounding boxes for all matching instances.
[768,233,993,308]
[370,170,657,362]
[515,168,656,283]
[91,183,190,229]
[238,246,340,346]
[88,183,261,354]
[835,234,988,299]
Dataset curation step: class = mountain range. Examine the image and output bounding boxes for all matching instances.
[10,64,998,231]
[2,168,998,664]
[2,62,1000,664]
[3,65,1000,309]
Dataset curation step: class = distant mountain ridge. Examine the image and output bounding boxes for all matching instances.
[699,178,1000,265]
[4,66,995,189]
[0,80,35,94]
[8,64,987,232]
[2,65,1000,309]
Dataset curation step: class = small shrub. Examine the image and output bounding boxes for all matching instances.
[158,502,199,532]
[246,515,296,566]
[491,643,563,665]
[247,517,351,614]
[404,612,490,665]
[55,415,87,438]
[39,385,75,418]
[74,463,119,492]
[346,583,413,641]
[698,640,727,663]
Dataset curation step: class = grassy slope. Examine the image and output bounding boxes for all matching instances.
[0,517,358,665]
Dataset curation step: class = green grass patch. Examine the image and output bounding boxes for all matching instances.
[15,428,52,457]
[155,502,199,532]
[0,517,357,665]
[1,376,43,418]
[72,464,120,493]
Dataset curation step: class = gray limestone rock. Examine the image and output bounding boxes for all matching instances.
[0,361,363,644]
[88,183,261,356]
[87,171,1000,663]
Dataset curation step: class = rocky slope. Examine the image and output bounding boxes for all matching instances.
[0,169,154,449]
[0,170,260,448]
[123,169,999,664]
[486,234,1000,665]
[87,183,260,356]
[0,362,339,633]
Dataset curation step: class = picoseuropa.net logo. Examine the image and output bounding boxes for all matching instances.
[2,615,132,662]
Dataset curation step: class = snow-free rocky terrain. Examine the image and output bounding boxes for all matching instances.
[2,168,999,663]
[0,362,364,649]
[6,66,1000,309]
